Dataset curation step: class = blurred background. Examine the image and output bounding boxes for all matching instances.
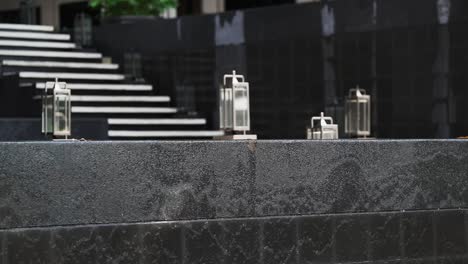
[0,0,466,140]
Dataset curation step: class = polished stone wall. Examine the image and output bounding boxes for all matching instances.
[1,140,467,263]
[1,140,468,229]
[1,209,467,263]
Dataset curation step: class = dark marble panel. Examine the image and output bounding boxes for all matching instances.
[435,210,466,257]
[0,231,5,264]
[1,140,468,229]
[1,209,467,264]
[50,225,97,264]
[5,228,51,264]
[299,215,334,263]
[140,222,182,264]
[184,220,225,264]
[94,224,141,264]
[262,217,298,264]
[222,219,261,264]
[402,211,435,260]
[334,214,370,262]
[369,213,401,261]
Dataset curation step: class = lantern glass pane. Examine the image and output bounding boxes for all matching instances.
[224,88,233,129]
[233,86,249,129]
[42,95,54,134]
[54,95,70,135]
[349,100,358,133]
[359,101,367,132]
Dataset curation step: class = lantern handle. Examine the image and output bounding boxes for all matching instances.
[223,70,245,85]
[349,87,366,96]
[311,112,334,128]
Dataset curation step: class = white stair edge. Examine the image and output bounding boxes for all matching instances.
[3,60,118,70]
[36,83,153,91]
[71,95,170,102]
[0,49,102,59]
[72,106,178,114]
[108,118,206,125]
[0,40,76,49]
[0,31,70,40]
[20,71,125,80]
[0,23,54,32]
[108,130,225,138]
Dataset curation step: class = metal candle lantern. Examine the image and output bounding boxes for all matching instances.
[218,70,256,140]
[308,112,339,140]
[41,78,71,139]
[345,87,371,137]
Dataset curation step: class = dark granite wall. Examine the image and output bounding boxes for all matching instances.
[94,0,468,139]
[1,140,468,262]
[1,140,468,229]
[1,209,467,263]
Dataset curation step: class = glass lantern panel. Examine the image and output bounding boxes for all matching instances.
[233,86,249,130]
[223,88,233,129]
[54,95,70,136]
[359,101,367,132]
[347,99,359,134]
[42,95,54,134]
[219,88,225,129]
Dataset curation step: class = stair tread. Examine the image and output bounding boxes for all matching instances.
[108,130,224,137]
[3,60,118,70]
[0,23,54,32]
[72,106,178,113]
[0,30,70,40]
[36,83,153,91]
[71,95,170,102]
[108,118,206,125]
[0,39,76,49]
[19,71,125,80]
[0,49,102,59]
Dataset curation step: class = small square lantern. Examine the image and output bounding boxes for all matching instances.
[217,70,256,140]
[41,78,71,139]
[307,112,339,140]
[345,86,371,137]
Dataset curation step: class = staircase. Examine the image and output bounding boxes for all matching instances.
[0,23,223,139]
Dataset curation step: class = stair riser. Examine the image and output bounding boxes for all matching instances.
[0,55,103,63]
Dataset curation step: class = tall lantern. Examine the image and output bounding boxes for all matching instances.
[345,86,371,138]
[307,112,339,140]
[42,78,71,139]
[218,70,256,140]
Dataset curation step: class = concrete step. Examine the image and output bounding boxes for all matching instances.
[72,106,178,114]
[0,23,54,32]
[0,30,70,41]
[108,130,224,138]
[36,83,153,91]
[3,60,118,70]
[19,71,125,81]
[0,49,101,59]
[0,39,76,49]
[108,118,206,125]
[70,95,170,102]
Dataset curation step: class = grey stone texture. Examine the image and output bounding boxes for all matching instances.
[1,140,468,229]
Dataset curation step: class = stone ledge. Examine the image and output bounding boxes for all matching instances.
[1,140,468,229]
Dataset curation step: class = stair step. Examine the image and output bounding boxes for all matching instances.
[108,130,224,138]
[3,60,118,70]
[71,95,170,102]
[0,49,101,59]
[0,23,54,32]
[72,106,178,114]
[19,71,125,81]
[108,118,206,125]
[36,83,153,91]
[0,30,70,41]
[0,40,76,49]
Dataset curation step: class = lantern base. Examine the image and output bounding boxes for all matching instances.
[214,134,257,140]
